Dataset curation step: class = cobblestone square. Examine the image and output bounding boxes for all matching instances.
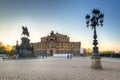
[0,57,120,80]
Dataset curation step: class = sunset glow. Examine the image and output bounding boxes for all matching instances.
[0,0,120,52]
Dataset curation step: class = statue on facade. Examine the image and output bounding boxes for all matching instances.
[21,26,29,37]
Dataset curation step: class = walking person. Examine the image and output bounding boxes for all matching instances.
[67,54,69,59]
[70,54,72,59]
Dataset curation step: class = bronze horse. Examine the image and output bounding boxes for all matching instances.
[21,26,29,37]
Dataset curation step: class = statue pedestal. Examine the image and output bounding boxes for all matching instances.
[18,37,35,58]
[21,37,30,47]
[91,56,102,69]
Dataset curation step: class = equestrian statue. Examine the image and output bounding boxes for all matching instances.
[21,26,29,37]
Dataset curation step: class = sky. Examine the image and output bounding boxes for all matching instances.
[0,0,120,52]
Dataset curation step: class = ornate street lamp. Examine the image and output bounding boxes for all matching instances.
[85,9,104,69]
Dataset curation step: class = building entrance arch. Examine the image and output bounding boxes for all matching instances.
[50,50,53,56]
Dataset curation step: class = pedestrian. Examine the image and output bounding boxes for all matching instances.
[42,53,44,59]
[67,54,69,59]
[70,54,72,59]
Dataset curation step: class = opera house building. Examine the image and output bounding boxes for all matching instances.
[32,31,81,56]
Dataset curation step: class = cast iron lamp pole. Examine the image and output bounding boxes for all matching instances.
[85,9,104,69]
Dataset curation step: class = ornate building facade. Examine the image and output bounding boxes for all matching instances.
[32,31,81,56]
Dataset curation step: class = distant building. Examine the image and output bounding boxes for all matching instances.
[32,31,81,56]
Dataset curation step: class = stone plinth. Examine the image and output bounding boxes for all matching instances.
[91,56,102,69]
[18,37,35,58]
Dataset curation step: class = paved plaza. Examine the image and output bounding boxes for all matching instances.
[0,57,120,80]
